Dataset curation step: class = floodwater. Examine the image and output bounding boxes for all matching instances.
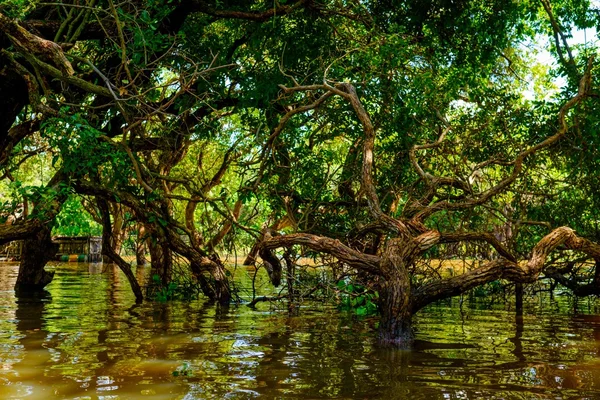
[1,263,600,399]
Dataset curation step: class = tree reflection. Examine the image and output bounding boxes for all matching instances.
[12,290,52,397]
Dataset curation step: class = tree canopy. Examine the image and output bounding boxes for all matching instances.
[1,0,599,346]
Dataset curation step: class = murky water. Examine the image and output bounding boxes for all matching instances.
[1,263,600,399]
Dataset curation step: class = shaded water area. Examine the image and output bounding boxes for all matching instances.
[2,263,600,399]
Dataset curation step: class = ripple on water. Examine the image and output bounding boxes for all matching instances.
[1,262,600,399]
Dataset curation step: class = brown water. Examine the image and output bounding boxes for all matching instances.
[1,263,600,399]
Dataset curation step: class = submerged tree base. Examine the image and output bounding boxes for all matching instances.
[15,226,57,290]
[378,318,414,348]
[14,272,54,291]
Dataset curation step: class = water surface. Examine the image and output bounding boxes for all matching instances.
[1,262,600,399]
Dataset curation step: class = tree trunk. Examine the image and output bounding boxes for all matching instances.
[212,261,231,304]
[109,202,126,256]
[97,198,143,302]
[259,246,282,286]
[15,225,56,290]
[149,238,172,284]
[515,283,523,315]
[136,241,147,266]
[378,276,414,347]
[377,238,414,347]
[135,224,147,266]
[184,195,204,247]
[283,250,297,314]
[189,263,216,300]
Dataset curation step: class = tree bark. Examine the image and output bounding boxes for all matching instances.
[377,238,414,347]
[97,198,143,302]
[244,218,292,265]
[14,170,70,290]
[149,237,173,285]
[259,246,282,286]
[515,283,523,315]
[135,224,148,266]
[15,225,56,290]
[108,202,126,256]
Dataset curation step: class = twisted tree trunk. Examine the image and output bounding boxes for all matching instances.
[135,224,148,266]
[14,170,67,290]
[15,225,56,290]
[97,198,143,302]
[377,237,419,346]
[149,238,172,285]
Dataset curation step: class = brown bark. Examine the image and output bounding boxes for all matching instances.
[0,12,74,75]
[15,225,56,290]
[13,170,68,290]
[76,180,232,303]
[97,198,143,302]
[108,202,126,256]
[148,237,173,285]
[261,232,381,275]
[412,259,520,312]
[135,224,148,266]
[207,199,243,251]
[0,219,46,246]
[243,217,293,265]
[259,225,600,346]
[524,226,600,278]
[184,195,204,247]
[164,229,231,304]
[377,238,414,347]
[258,246,282,287]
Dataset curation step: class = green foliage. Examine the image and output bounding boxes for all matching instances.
[52,196,101,237]
[0,0,37,18]
[472,280,504,297]
[148,274,201,302]
[41,113,137,189]
[336,280,379,316]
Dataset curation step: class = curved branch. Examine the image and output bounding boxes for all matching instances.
[545,260,600,296]
[524,226,600,276]
[412,226,600,312]
[189,0,308,21]
[438,231,517,262]
[412,57,594,222]
[0,12,74,75]
[261,233,382,275]
[412,259,521,312]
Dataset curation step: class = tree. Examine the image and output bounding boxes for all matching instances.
[1,0,599,346]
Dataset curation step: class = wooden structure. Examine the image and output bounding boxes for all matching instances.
[0,240,23,261]
[0,236,103,262]
[54,236,103,262]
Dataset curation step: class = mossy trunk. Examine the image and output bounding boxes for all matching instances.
[15,226,56,290]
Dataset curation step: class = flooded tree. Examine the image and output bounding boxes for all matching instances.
[1,0,600,346]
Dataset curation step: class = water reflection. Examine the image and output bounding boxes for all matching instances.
[0,262,600,398]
